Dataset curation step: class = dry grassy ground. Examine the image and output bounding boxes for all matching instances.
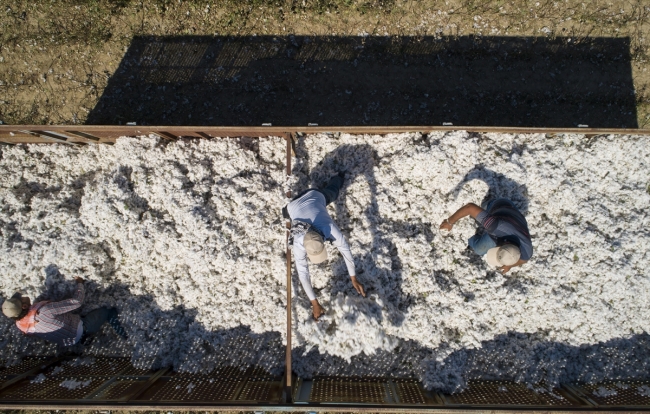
[0,3,648,413]
[0,0,648,127]
[5,411,266,414]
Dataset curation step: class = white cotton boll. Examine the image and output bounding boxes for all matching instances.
[638,385,650,397]
[67,357,96,367]
[0,137,287,373]
[593,386,617,397]
[284,174,298,197]
[291,132,650,391]
[30,373,47,384]
[59,378,92,390]
[1,132,649,389]
[296,292,398,362]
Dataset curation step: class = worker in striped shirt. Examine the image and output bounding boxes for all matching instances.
[439,198,533,274]
[2,277,127,347]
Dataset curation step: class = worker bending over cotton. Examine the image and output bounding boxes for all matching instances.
[2,277,128,347]
[439,198,533,274]
[284,173,365,320]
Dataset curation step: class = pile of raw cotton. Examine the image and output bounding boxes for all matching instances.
[290,132,650,392]
[0,136,287,374]
[1,132,649,394]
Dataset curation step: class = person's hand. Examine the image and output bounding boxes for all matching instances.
[498,265,512,274]
[311,300,325,321]
[439,219,453,232]
[351,276,366,297]
[74,277,85,284]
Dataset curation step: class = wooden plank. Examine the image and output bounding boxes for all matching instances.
[29,130,70,142]
[151,131,178,140]
[285,133,293,403]
[289,134,296,156]
[65,131,101,141]
[2,124,650,143]
[0,136,52,144]
[16,130,79,145]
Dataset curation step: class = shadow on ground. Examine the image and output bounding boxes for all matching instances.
[287,136,649,393]
[87,35,636,127]
[450,164,529,215]
[293,331,650,393]
[287,135,533,327]
[0,265,284,376]
[290,138,428,327]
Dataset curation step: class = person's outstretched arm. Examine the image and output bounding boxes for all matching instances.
[329,223,365,297]
[500,258,528,274]
[439,203,484,231]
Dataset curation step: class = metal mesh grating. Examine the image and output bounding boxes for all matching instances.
[248,366,278,380]
[214,366,249,377]
[310,377,391,403]
[237,380,280,402]
[0,376,108,400]
[394,379,426,404]
[446,380,553,406]
[0,357,51,376]
[53,357,130,377]
[170,365,248,379]
[135,377,242,402]
[119,365,159,376]
[578,381,650,406]
[89,378,149,400]
[2,354,647,408]
[533,388,578,406]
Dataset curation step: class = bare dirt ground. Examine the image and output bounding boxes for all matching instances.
[0,0,649,127]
